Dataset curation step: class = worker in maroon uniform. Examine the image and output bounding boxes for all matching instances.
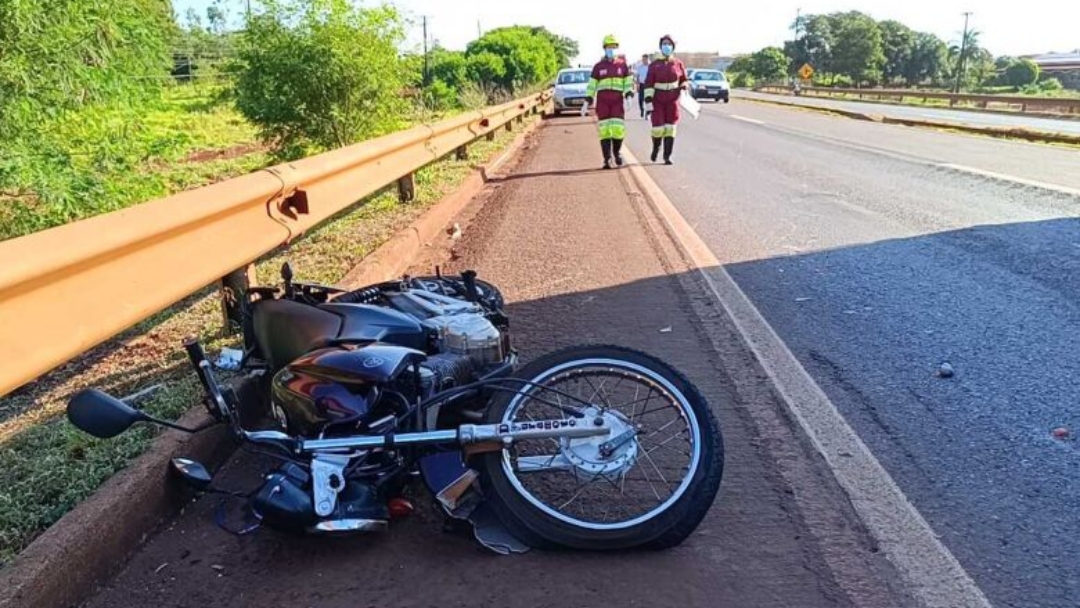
[585,35,633,169]
[643,35,688,164]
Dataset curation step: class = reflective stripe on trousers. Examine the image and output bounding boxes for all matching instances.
[649,124,677,137]
[599,118,626,140]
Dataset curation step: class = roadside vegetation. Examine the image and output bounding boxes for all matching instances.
[0,0,565,565]
[727,11,1075,97]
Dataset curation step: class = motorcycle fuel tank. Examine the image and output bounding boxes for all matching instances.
[271,344,426,436]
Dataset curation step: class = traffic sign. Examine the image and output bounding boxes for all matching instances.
[798,63,814,80]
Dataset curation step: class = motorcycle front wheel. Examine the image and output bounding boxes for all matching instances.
[478,345,724,550]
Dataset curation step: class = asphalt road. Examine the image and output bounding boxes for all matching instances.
[737,89,1080,136]
[625,101,1080,608]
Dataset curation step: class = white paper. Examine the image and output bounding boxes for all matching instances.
[679,90,701,120]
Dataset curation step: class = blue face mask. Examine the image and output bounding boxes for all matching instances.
[661,44,674,57]
[605,48,616,60]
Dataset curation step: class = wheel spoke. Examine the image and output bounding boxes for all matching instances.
[500,360,702,530]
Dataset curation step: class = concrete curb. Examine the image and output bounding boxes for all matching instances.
[0,117,544,608]
[738,95,1080,145]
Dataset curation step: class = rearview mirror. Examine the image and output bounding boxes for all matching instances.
[67,389,148,438]
[170,457,213,491]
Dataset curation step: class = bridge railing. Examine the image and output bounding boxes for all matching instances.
[753,85,1080,116]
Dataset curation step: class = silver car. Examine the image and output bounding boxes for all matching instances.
[687,69,730,103]
[552,68,592,115]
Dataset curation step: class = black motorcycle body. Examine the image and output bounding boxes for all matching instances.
[67,266,724,554]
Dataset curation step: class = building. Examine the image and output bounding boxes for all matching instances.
[1022,51,1080,90]
[678,53,739,72]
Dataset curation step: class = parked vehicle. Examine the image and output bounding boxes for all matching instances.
[687,69,730,103]
[552,68,593,115]
[67,264,724,553]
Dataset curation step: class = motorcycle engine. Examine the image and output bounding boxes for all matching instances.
[427,313,505,367]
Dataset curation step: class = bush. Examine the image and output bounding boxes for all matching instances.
[465,26,560,93]
[1039,77,1064,92]
[233,1,409,159]
[1004,59,1040,88]
[731,73,755,88]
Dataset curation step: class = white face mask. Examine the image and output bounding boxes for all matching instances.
[605,48,616,60]
[661,44,674,57]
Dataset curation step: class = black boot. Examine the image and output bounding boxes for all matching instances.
[600,139,612,169]
[613,138,624,166]
[650,137,661,162]
[663,137,675,165]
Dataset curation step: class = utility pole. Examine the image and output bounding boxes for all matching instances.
[954,11,972,93]
[477,19,482,38]
[791,8,802,78]
[422,16,430,87]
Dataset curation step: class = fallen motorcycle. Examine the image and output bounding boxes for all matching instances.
[67,264,724,553]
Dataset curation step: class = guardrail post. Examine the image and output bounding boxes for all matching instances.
[486,131,496,141]
[220,264,257,332]
[516,114,524,124]
[505,121,513,132]
[398,173,416,203]
[455,145,468,160]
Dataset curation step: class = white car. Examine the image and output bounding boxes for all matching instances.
[552,68,592,115]
[687,69,730,103]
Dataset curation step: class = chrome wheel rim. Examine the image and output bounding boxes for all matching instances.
[500,358,701,530]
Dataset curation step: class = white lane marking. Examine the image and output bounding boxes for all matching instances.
[740,120,1080,199]
[937,163,1080,198]
[621,147,992,608]
[729,114,765,125]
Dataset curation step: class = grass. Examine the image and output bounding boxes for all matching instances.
[0,108,540,566]
[0,84,270,241]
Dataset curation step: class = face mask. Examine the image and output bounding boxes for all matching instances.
[605,48,616,60]
[661,44,674,57]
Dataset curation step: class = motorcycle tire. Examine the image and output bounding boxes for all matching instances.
[478,345,723,550]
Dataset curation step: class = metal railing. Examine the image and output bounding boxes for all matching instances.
[0,91,551,398]
[754,85,1080,116]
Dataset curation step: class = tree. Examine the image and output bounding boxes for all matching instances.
[430,48,468,89]
[966,48,996,89]
[465,26,560,92]
[207,3,227,35]
[784,14,833,76]
[1004,58,1040,87]
[828,11,885,85]
[0,0,173,139]
[903,32,948,86]
[233,0,409,158]
[879,20,914,84]
[749,47,789,82]
[531,27,579,68]
[465,52,508,87]
[949,28,981,91]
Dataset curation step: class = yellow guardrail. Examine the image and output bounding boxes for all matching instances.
[0,91,551,397]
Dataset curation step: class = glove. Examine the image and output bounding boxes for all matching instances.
[624,91,633,99]
[644,96,653,103]
[584,96,594,106]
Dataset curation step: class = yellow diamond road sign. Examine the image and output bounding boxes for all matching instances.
[798,63,814,80]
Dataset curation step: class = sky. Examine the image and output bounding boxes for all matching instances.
[175,0,1079,63]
